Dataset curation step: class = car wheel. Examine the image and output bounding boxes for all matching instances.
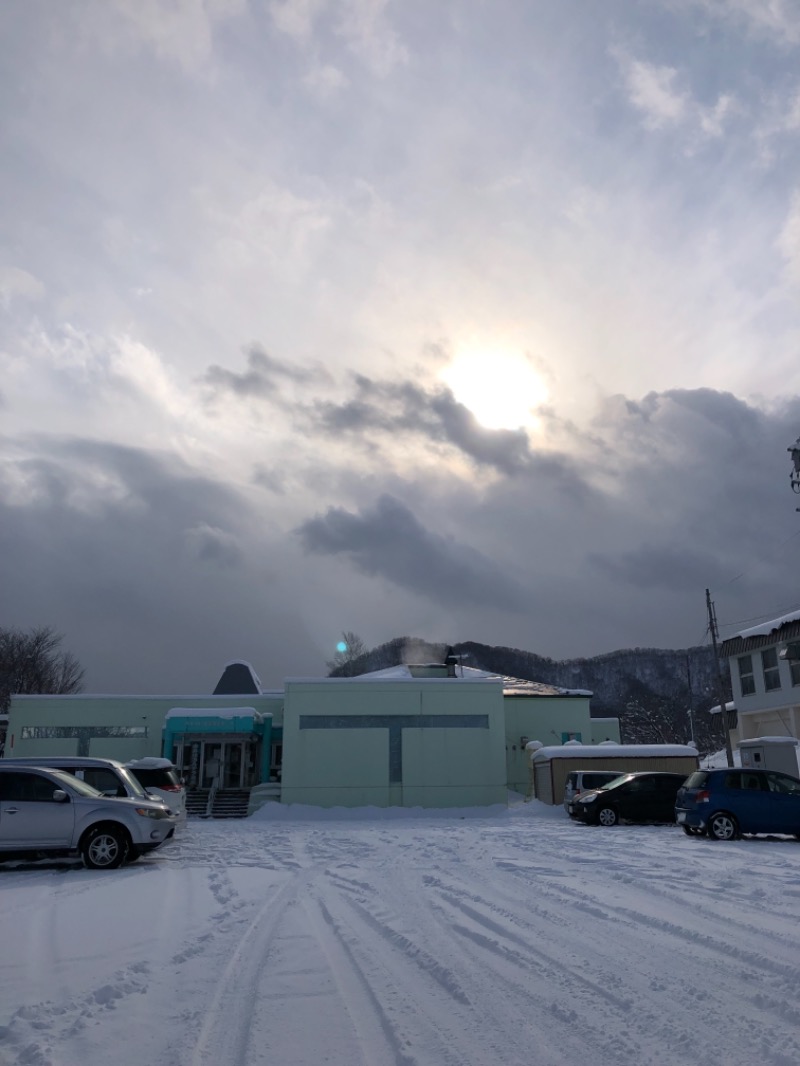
[707,812,738,841]
[597,806,618,827]
[81,825,128,869]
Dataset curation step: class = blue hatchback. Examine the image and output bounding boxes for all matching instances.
[675,768,800,840]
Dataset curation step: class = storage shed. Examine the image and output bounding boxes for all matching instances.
[530,743,700,805]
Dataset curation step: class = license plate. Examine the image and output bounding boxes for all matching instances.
[676,812,686,823]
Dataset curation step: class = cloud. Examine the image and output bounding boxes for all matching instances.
[589,542,735,592]
[269,0,327,41]
[0,267,45,308]
[335,0,408,76]
[203,344,319,400]
[615,52,736,139]
[778,188,800,285]
[684,0,800,46]
[86,0,246,72]
[184,522,243,567]
[312,374,535,475]
[295,494,529,611]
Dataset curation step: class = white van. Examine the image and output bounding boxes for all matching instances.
[563,769,624,815]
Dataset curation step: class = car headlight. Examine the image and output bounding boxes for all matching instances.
[135,807,168,819]
[578,795,598,805]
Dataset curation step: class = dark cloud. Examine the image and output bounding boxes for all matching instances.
[184,523,243,568]
[0,435,322,691]
[588,543,736,592]
[252,463,287,495]
[313,374,537,475]
[295,493,529,612]
[202,343,318,400]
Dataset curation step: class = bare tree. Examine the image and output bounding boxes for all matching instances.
[0,626,85,712]
[326,631,368,677]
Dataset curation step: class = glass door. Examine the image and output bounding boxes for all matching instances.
[201,742,222,788]
[223,742,243,788]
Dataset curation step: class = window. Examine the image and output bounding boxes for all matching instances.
[762,647,782,692]
[791,659,800,688]
[737,655,755,696]
[0,771,61,802]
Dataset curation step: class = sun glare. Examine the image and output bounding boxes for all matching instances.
[440,350,549,431]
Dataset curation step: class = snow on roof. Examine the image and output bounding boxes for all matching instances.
[165,706,269,720]
[738,736,799,746]
[737,608,800,640]
[531,743,698,761]
[709,701,736,715]
[343,663,591,697]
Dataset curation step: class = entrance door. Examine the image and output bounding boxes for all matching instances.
[223,742,244,789]
[201,743,222,789]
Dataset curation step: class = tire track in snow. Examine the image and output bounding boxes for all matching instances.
[187,871,305,1066]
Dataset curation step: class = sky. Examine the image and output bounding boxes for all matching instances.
[2,0,800,694]
[3,799,800,1066]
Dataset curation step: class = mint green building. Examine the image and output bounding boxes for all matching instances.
[5,659,619,810]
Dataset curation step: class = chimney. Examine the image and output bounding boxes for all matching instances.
[445,647,458,677]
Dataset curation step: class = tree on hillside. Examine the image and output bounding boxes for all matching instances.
[0,626,85,712]
[326,631,368,676]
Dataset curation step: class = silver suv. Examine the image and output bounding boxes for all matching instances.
[0,765,176,869]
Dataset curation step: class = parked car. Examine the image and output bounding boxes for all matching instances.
[675,768,800,840]
[0,756,161,805]
[572,771,690,826]
[126,758,187,824]
[0,765,176,868]
[563,770,624,815]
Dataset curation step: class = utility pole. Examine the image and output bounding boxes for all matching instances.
[706,588,734,767]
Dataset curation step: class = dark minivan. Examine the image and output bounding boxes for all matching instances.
[572,771,689,826]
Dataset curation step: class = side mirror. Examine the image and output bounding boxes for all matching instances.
[52,789,69,803]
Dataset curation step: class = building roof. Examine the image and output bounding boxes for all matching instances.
[213,660,263,695]
[531,743,698,761]
[351,664,592,697]
[721,608,800,657]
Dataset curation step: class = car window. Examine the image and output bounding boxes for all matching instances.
[726,772,766,791]
[765,772,800,794]
[0,771,64,802]
[626,777,656,792]
[656,776,685,791]
[115,768,149,798]
[47,770,102,798]
[684,772,707,788]
[82,768,126,797]
[585,773,617,789]
[130,768,180,789]
[600,775,632,790]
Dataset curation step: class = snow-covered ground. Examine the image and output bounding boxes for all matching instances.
[2,797,799,1066]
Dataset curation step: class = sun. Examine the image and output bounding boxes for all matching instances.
[440,349,549,431]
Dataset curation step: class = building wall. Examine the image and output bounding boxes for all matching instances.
[725,637,800,745]
[590,718,622,745]
[6,693,283,762]
[728,642,800,713]
[503,695,596,795]
[280,678,507,808]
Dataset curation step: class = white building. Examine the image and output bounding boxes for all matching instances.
[720,609,800,742]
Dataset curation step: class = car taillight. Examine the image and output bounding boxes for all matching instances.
[160,784,182,792]
[696,789,710,803]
